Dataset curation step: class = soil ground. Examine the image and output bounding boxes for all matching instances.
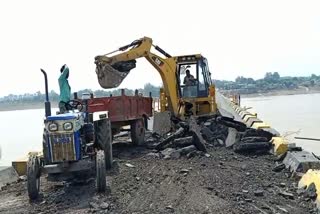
[0,141,317,214]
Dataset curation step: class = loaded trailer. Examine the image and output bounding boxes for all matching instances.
[78,89,153,146]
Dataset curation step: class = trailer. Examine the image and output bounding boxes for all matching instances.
[80,89,153,145]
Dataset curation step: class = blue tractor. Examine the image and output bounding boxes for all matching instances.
[27,69,113,200]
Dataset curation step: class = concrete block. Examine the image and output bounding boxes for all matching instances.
[239,111,251,118]
[0,166,19,188]
[262,128,280,137]
[226,128,237,148]
[283,151,320,173]
[271,137,288,155]
[243,115,257,122]
[252,122,270,129]
[298,169,320,208]
[246,118,263,127]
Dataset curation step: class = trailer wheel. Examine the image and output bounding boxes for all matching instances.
[94,119,113,170]
[27,155,41,200]
[131,118,145,146]
[96,150,106,192]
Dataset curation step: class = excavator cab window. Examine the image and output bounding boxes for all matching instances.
[178,58,211,98]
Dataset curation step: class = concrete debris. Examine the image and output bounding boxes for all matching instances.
[100,202,110,210]
[155,127,185,150]
[173,136,193,148]
[305,183,317,200]
[216,116,247,132]
[179,169,189,174]
[146,152,160,158]
[125,163,135,168]
[273,163,286,172]
[165,205,174,212]
[225,128,237,148]
[282,151,320,173]
[176,145,197,156]
[279,191,294,199]
[276,206,289,213]
[204,153,211,158]
[233,141,271,154]
[161,148,181,159]
[188,116,207,152]
[200,126,215,142]
[254,189,264,197]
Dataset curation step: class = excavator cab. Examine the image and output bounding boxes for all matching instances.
[177,56,212,99]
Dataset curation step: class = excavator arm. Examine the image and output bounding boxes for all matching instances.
[94,37,181,115]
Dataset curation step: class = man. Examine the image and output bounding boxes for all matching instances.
[183,70,196,86]
[58,64,71,113]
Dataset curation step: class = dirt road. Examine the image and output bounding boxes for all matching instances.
[0,142,317,214]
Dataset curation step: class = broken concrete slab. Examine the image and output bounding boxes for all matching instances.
[243,128,273,141]
[201,126,215,142]
[161,148,181,159]
[241,137,269,144]
[173,136,193,148]
[176,145,197,156]
[189,116,207,152]
[155,127,185,150]
[217,116,247,132]
[262,128,280,137]
[226,128,237,148]
[0,166,19,189]
[283,151,320,174]
[153,111,172,136]
[246,118,263,127]
[233,142,271,154]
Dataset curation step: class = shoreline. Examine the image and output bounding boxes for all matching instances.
[1,88,320,111]
[0,102,58,112]
[221,87,320,98]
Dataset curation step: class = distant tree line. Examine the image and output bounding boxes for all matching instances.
[1,73,320,104]
[214,72,320,94]
[0,83,161,104]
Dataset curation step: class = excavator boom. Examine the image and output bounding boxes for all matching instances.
[94,36,217,118]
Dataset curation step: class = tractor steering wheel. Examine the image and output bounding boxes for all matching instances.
[66,100,83,111]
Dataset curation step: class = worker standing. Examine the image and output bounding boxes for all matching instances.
[58,64,71,113]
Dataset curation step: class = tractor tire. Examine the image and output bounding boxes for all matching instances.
[42,129,49,165]
[131,118,145,146]
[94,119,113,170]
[96,150,106,192]
[27,155,41,200]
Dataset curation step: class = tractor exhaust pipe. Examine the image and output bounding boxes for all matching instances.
[40,69,51,117]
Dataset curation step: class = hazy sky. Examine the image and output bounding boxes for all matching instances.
[0,0,319,96]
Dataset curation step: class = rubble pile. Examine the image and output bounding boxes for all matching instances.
[148,114,275,160]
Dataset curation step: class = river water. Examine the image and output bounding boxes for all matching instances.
[242,93,320,156]
[0,94,319,166]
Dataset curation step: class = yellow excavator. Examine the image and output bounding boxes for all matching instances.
[94,36,217,120]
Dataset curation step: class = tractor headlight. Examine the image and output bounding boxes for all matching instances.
[48,123,58,131]
[63,122,73,131]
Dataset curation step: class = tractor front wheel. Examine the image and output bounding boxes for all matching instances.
[96,150,106,192]
[27,155,41,200]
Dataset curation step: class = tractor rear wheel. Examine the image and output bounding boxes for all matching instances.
[131,118,145,146]
[96,150,106,192]
[27,155,41,200]
[94,119,113,170]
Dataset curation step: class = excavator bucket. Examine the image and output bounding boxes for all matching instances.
[95,57,136,89]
